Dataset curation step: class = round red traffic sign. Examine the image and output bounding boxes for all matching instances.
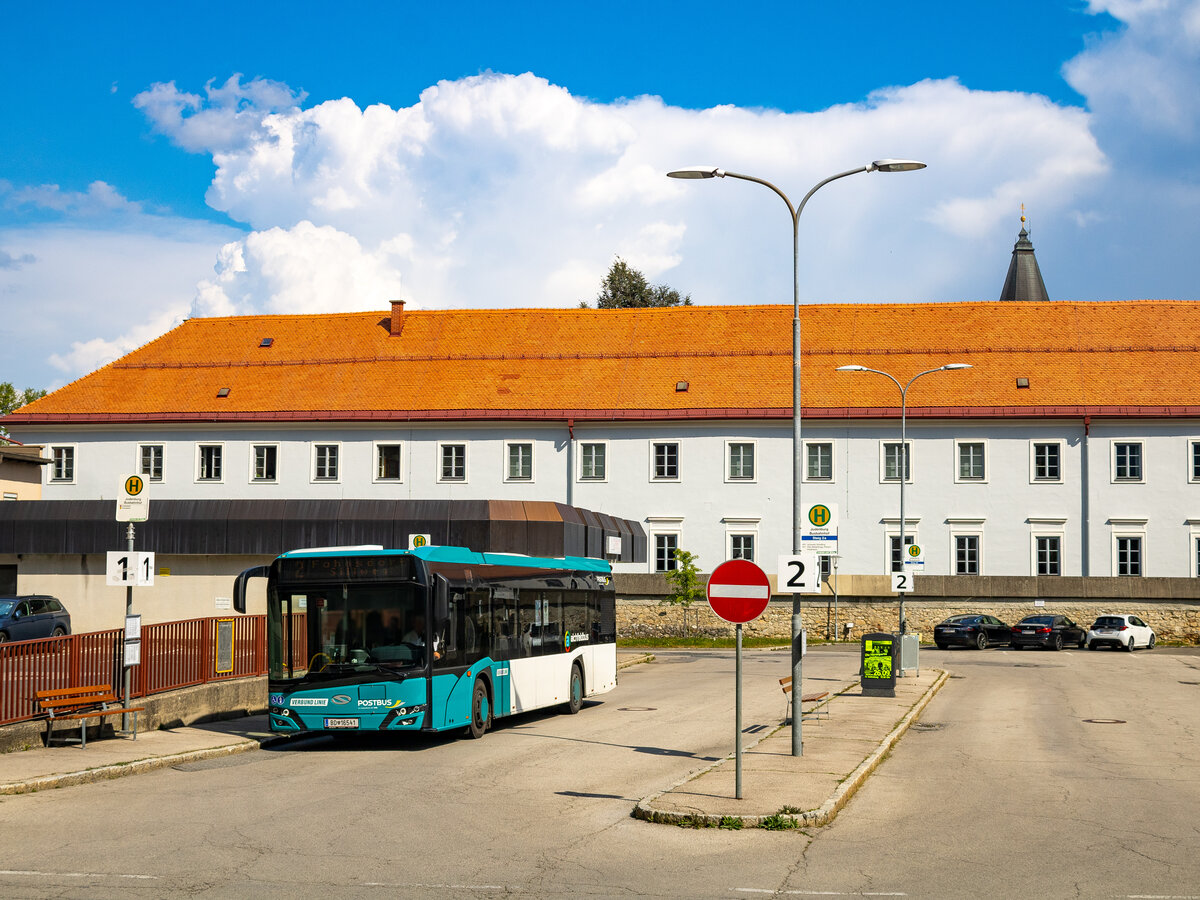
[706,558,771,624]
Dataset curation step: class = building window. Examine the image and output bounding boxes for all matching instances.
[1194,536,1200,577]
[1036,536,1062,576]
[251,445,278,482]
[1113,442,1143,481]
[957,442,986,481]
[580,442,606,481]
[440,444,466,482]
[654,533,679,572]
[139,444,163,482]
[818,555,835,579]
[954,535,980,575]
[727,442,755,481]
[507,443,533,481]
[197,444,222,482]
[1115,536,1143,576]
[889,534,915,574]
[1191,441,1200,483]
[313,444,339,481]
[805,442,833,481]
[49,446,75,482]
[1032,441,1062,482]
[882,442,911,482]
[375,443,402,481]
[652,442,679,480]
[730,534,755,561]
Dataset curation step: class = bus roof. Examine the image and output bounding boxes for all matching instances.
[278,544,612,574]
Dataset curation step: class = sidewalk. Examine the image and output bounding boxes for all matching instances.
[634,667,948,827]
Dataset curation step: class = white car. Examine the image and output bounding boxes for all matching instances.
[1086,614,1156,651]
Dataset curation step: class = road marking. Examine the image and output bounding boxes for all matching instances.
[0,869,157,880]
[733,891,906,897]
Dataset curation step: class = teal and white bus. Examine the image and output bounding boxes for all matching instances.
[234,545,617,738]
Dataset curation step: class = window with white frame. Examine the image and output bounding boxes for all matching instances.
[313,443,340,481]
[251,444,278,482]
[1035,535,1062,576]
[881,441,911,483]
[375,443,402,481]
[578,442,606,480]
[818,554,835,579]
[139,444,163,482]
[888,534,916,573]
[506,442,533,481]
[1194,535,1200,578]
[1112,441,1143,481]
[954,534,980,575]
[49,445,75,482]
[730,533,755,561]
[956,441,986,481]
[197,444,223,482]
[1031,441,1063,482]
[1115,535,1143,576]
[439,443,467,482]
[1190,441,1200,483]
[727,441,755,481]
[805,441,833,481]
[652,442,679,481]
[654,533,679,572]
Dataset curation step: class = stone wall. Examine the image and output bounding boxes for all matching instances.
[616,573,1200,644]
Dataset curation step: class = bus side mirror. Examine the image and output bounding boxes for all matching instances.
[232,565,270,614]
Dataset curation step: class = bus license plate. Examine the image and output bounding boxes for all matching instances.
[324,717,359,729]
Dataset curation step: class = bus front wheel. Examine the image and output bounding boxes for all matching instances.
[467,679,491,739]
[565,663,583,715]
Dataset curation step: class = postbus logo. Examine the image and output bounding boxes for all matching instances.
[808,505,832,528]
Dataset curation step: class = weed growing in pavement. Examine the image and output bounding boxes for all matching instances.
[759,811,801,831]
[718,816,744,829]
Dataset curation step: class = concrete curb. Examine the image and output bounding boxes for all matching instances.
[632,668,949,829]
[618,653,655,669]
[0,731,319,796]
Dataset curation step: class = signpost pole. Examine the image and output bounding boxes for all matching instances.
[123,521,134,732]
[735,622,744,800]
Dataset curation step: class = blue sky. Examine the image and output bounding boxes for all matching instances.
[4,1,1198,391]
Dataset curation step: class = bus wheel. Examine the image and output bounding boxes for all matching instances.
[565,663,583,715]
[467,679,490,739]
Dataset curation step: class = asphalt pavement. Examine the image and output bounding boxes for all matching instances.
[1,649,946,830]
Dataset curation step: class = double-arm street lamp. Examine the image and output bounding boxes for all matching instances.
[835,363,972,634]
[669,160,925,756]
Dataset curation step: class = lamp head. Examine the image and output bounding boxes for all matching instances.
[667,167,725,179]
[942,363,972,370]
[869,159,926,173]
[836,365,867,372]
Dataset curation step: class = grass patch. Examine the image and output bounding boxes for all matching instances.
[676,814,715,829]
[759,811,802,831]
[718,816,744,830]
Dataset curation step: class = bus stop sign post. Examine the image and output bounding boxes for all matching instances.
[707,559,771,800]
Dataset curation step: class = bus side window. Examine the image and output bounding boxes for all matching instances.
[541,590,563,655]
[517,589,538,659]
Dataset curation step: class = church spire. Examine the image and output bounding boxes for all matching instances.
[999,206,1049,302]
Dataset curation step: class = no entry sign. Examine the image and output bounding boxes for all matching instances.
[707,558,771,624]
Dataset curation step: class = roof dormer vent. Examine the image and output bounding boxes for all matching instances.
[1016,377,1030,389]
[259,338,274,348]
[216,387,231,398]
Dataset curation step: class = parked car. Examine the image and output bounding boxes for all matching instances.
[0,595,72,643]
[1086,614,1156,651]
[933,614,1012,650]
[1010,614,1086,650]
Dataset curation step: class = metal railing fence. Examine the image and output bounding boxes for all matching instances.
[0,615,268,726]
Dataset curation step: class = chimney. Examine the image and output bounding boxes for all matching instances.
[390,300,406,336]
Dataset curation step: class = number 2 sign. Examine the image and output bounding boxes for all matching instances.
[777,553,822,594]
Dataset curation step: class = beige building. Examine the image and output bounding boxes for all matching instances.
[0,439,47,501]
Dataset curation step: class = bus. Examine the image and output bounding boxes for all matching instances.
[233,545,618,738]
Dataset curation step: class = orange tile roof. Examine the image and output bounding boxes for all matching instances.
[10,301,1200,424]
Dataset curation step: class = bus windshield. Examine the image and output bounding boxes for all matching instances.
[270,582,426,682]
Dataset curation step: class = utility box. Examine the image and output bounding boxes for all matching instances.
[899,632,920,677]
[861,632,897,697]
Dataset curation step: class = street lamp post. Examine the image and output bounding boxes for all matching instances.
[670,160,925,757]
[836,364,972,633]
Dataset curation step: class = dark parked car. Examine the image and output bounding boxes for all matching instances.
[1010,614,1085,651]
[0,595,71,643]
[933,614,1012,650]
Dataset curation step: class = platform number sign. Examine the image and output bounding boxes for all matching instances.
[107,551,156,586]
[777,552,822,594]
[891,572,915,593]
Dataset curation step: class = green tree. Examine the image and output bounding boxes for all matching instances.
[0,383,47,436]
[582,258,692,309]
[662,548,704,635]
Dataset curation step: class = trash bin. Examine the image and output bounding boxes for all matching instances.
[861,632,897,697]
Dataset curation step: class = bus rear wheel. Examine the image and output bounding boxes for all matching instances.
[467,679,490,739]
[565,662,583,715]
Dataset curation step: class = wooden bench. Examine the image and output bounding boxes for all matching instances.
[36,685,144,748]
[779,677,830,723]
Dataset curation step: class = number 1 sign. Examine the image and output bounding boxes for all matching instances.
[106,551,156,586]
